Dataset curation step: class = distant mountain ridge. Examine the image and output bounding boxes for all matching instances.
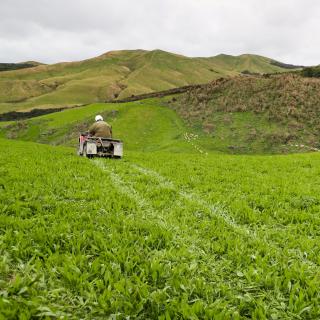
[0,61,43,72]
[0,49,302,113]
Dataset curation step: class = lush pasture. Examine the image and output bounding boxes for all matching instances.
[1,138,320,319]
[0,101,213,153]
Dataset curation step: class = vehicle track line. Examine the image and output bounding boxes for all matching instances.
[128,163,320,270]
[93,158,320,315]
[129,163,251,236]
[93,159,279,301]
[94,160,176,232]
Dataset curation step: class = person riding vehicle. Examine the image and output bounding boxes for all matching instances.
[89,115,112,138]
[78,115,112,155]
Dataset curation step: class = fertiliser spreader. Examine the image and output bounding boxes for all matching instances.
[78,132,123,158]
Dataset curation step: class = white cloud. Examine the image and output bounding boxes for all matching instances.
[0,0,319,65]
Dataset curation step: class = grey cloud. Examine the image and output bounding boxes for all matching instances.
[0,0,319,65]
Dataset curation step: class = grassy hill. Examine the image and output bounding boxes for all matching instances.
[0,100,213,153]
[0,50,300,114]
[166,74,320,154]
[2,72,320,155]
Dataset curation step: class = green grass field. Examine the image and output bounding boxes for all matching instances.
[1,137,320,319]
[1,93,320,319]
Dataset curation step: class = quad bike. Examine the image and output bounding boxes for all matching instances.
[78,132,123,158]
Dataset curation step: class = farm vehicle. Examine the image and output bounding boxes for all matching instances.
[78,132,123,158]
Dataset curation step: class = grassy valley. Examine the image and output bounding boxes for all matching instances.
[0,100,213,153]
[2,49,320,319]
[2,71,320,155]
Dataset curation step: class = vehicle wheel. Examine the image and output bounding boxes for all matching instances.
[83,144,88,158]
[83,145,94,159]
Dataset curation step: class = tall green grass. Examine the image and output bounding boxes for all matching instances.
[1,138,320,319]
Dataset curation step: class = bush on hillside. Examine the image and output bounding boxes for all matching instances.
[0,63,36,72]
[301,66,320,78]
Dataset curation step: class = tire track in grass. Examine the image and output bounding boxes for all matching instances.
[99,159,316,272]
[94,159,233,260]
[94,159,238,253]
[93,160,233,291]
[94,159,320,317]
[94,159,176,233]
[128,163,320,270]
[93,159,278,306]
[132,164,320,235]
[129,163,250,235]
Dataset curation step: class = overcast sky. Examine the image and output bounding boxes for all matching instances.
[1,0,319,65]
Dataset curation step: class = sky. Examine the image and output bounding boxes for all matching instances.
[1,0,319,65]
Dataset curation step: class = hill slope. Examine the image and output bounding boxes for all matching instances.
[2,72,320,155]
[166,74,320,153]
[0,100,213,153]
[0,50,300,113]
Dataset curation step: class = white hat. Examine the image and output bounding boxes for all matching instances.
[95,115,103,122]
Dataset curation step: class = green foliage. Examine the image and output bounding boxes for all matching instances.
[301,66,320,78]
[0,62,40,72]
[1,139,320,319]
